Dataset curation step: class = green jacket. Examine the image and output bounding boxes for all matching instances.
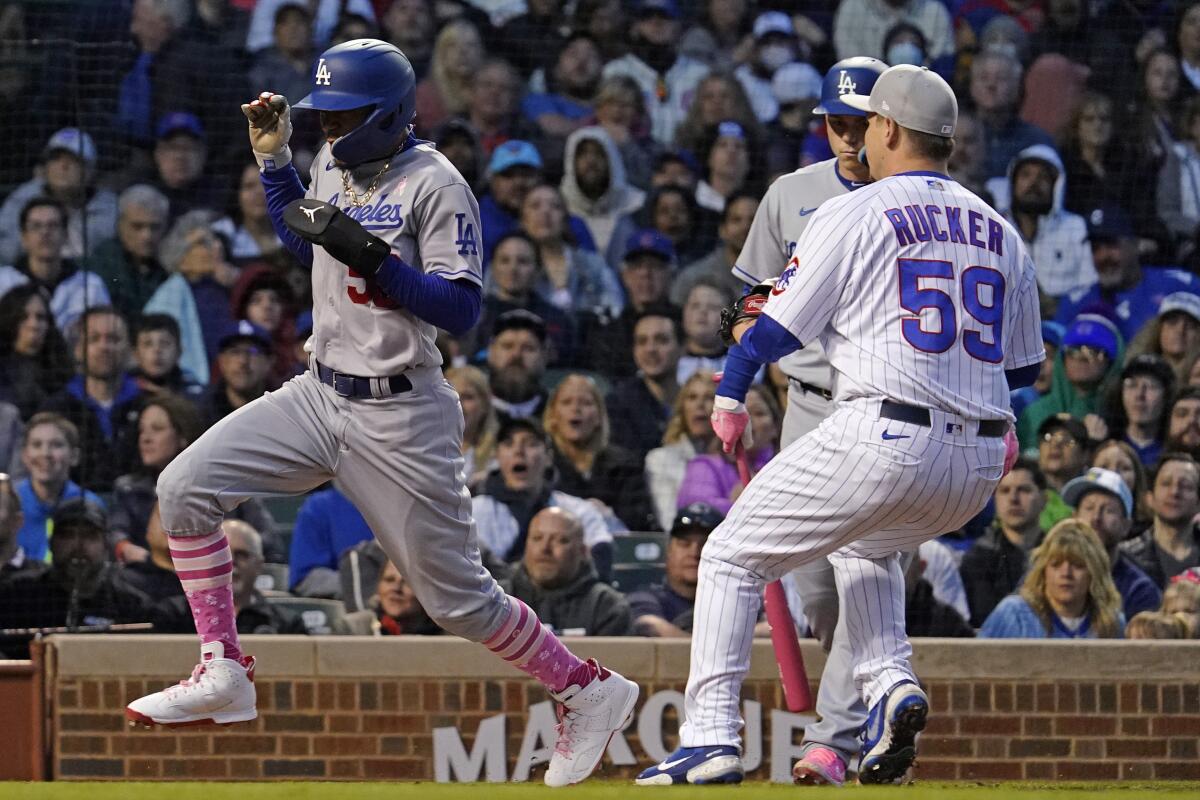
[87,238,168,319]
[1016,339,1124,455]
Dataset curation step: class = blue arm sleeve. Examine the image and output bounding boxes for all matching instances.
[716,315,804,401]
[1006,363,1041,390]
[372,256,482,335]
[260,164,312,268]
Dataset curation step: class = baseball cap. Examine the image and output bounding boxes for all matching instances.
[1121,353,1175,389]
[53,498,108,534]
[218,319,272,352]
[488,140,542,175]
[715,120,747,141]
[43,128,97,167]
[634,0,679,19]
[1086,206,1133,242]
[752,11,794,39]
[496,416,549,446]
[671,502,724,536]
[772,62,823,105]
[1062,314,1121,361]
[1061,467,1133,518]
[622,228,675,263]
[493,309,547,343]
[156,111,206,142]
[1041,320,1065,349]
[842,64,958,137]
[1158,292,1200,324]
[1037,413,1088,445]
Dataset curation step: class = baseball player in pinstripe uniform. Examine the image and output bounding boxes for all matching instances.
[125,40,637,787]
[638,65,1043,786]
[730,57,886,786]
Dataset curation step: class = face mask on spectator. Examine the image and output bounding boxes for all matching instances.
[887,42,925,66]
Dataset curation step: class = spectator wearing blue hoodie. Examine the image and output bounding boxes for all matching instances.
[288,481,374,597]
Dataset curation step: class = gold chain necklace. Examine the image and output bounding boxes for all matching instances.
[340,158,392,207]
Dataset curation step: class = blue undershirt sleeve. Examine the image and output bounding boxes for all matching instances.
[716,315,804,401]
[1005,362,1041,390]
[372,255,482,335]
[260,164,312,268]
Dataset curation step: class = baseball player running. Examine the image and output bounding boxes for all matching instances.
[125,39,637,787]
[637,65,1043,785]
[737,57,888,787]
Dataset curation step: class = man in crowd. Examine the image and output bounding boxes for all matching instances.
[671,194,759,306]
[960,459,1047,627]
[88,185,171,319]
[606,309,683,459]
[486,310,550,422]
[197,320,274,427]
[151,112,228,221]
[501,507,632,636]
[1035,414,1089,531]
[1120,454,1200,588]
[1166,387,1200,461]
[629,502,721,637]
[1063,467,1163,618]
[967,48,1053,179]
[561,126,645,266]
[131,314,205,401]
[41,307,142,492]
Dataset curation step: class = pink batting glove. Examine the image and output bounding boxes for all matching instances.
[712,395,753,454]
[1002,427,1019,476]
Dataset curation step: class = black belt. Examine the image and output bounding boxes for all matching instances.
[790,379,833,401]
[315,360,413,399]
[880,400,1006,438]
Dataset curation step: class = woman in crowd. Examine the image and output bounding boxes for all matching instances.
[645,371,718,531]
[679,0,753,69]
[641,185,712,266]
[335,560,443,636]
[694,120,755,214]
[980,519,1124,639]
[212,162,283,262]
[543,373,657,531]
[520,184,624,320]
[592,76,655,191]
[673,72,758,158]
[1090,439,1151,526]
[0,285,71,420]
[230,264,297,387]
[1124,293,1200,383]
[1129,48,1182,169]
[413,20,483,137]
[676,383,780,516]
[445,365,499,489]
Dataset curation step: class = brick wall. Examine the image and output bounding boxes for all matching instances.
[45,635,1200,782]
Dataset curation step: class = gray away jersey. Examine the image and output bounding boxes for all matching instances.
[734,158,858,389]
[761,173,1044,421]
[307,141,483,377]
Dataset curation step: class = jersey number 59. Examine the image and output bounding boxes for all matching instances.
[898,258,1005,363]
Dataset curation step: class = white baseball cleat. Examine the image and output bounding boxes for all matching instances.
[544,659,639,787]
[125,642,258,728]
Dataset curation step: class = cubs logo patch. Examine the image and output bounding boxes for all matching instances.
[772,258,799,295]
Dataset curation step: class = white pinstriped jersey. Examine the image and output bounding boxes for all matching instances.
[307,141,483,376]
[762,171,1043,421]
[734,158,865,389]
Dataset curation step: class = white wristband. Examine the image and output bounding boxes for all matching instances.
[714,395,745,412]
[254,146,292,172]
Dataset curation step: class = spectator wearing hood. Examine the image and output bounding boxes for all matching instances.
[0,128,118,265]
[561,126,646,269]
[501,507,632,636]
[601,0,709,147]
[1055,208,1200,342]
[969,49,1055,180]
[986,144,1096,299]
[1017,315,1123,454]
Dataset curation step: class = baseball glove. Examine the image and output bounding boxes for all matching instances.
[719,281,774,346]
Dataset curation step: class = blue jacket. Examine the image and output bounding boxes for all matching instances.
[979,594,1123,639]
[1055,267,1200,342]
[478,194,596,264]
[287,486,374,590]
[16,478,104,562]
[1111,552,1162,618]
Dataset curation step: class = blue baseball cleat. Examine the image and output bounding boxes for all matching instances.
[859,680,928,784]
[635,745,744,786]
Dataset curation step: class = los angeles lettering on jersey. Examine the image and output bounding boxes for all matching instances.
[325,192,406,229]
[884,203,1005,256]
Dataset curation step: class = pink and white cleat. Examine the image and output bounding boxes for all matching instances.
[125,642,257,728]
[545,659,639,787]
[793,744,848,787]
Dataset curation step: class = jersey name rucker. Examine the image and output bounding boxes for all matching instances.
[308,141,483,377]
[762,174,1043,421]
[734,158,857,388]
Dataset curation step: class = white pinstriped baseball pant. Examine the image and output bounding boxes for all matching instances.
[679,396,1005,749]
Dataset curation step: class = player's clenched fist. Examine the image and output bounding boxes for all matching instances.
[240,92,293,170]
[711,395,753,454]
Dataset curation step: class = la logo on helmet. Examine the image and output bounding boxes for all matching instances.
[316,58,332,86]
[837,71,856,95]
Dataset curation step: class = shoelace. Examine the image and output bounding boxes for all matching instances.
[552,704,581,758]
[171,663,206,691]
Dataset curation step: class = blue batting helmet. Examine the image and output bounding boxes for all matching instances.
[293,39,417,167]
[813,57,887,116]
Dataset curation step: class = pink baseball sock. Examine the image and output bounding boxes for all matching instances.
[482,596,593,693]
[169,529,244,663]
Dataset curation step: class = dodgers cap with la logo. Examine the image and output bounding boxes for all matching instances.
[842,64,958,138]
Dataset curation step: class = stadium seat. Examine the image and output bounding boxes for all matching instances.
[611,531,667,593]
[265,596,346,635]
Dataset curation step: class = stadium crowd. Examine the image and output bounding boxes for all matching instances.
[2,0,1200,658]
